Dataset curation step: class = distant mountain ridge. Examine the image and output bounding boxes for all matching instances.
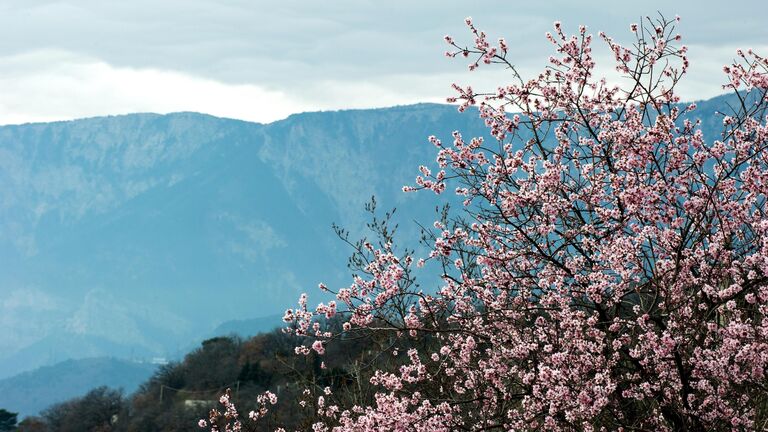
[0,357,157,419]
[0,103,490,380]
[0,95,740,384]
[209,314,284,338]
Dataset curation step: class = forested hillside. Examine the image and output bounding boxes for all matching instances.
[14,319,413,431]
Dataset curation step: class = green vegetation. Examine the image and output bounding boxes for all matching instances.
[18,320,407,431]
[0,409,18,431]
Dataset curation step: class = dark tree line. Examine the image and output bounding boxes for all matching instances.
[12,318,413,432]
[0,409,18,432]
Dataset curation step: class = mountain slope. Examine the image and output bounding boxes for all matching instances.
[0,96,738,382]
[0,104,490,379]
[0,357,157,419]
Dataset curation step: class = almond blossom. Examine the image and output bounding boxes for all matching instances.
[216,14,768,432]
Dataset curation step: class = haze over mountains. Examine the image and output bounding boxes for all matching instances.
[0,357,157,419]
[0,103,493,379]
[0,93,738,417]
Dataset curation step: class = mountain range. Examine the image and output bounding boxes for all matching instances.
[0,102,495,381]
[0,93,739,417]
[0,357,157,419]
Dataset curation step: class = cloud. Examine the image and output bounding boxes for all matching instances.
[0,1,765,123]
[0,50,459,125]
[0,50,311,124]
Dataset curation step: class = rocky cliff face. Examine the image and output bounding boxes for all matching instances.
[0,103,489,378]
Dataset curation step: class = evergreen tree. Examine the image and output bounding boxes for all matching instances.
[0,409,18,432]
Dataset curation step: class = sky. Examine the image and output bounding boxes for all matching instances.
[0,0,766,125]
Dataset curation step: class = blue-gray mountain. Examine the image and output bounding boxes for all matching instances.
[0,357,157,419]
[0,94,738,384]
[209,314,284,339]
[0,103,493,380]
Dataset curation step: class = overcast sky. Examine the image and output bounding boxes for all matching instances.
[0,0,765,125]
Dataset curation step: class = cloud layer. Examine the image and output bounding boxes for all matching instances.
[0,0,765,123]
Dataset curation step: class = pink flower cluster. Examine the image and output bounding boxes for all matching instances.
[199,389,278,431]
[229,14,768,432]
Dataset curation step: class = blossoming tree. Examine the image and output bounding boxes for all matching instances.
[206,14,768,432]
